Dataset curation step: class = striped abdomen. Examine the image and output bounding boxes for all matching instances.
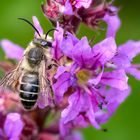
[19,73,39,110]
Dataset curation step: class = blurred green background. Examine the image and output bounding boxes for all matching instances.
[0,0,140,140]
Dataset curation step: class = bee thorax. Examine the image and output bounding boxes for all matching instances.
[27,47,43,66]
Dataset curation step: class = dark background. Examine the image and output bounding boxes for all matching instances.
[0,0,140,140]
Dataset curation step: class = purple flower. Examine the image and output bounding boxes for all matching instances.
[4,113,24,140]
[65,131,83,140]
[52,23,64,60]
[48,0,92,16]
[63,0,73,15]
[0,40,24,61]
[95,86,131,124]
[112,40,140,80]
[32,16,43,37]
[103,6,121,38]
[59,117,84,139]
[74,0,92,9]
[100,70,128,90]
[43,0,117,34]
[62,0,92,13]
[53,33,129,132]
[42,0,63,20]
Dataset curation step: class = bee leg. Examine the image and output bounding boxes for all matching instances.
[42,75,55,104]
[47,64,58,70]
[43,77,51,87]
[51,58,60,66]
[46,58,59,70]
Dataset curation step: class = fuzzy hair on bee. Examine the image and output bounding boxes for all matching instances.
[0,18,58,110]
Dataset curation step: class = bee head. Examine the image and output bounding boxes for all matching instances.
[18,18,57,48]
[33,28,58,48]
[33,38,52,48]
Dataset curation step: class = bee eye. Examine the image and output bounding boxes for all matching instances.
[46,41,52,47]
[41,40,48,46]
[33,39,52,48]
[41,41,52,48]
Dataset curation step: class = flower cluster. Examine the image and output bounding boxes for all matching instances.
[0,89,83,140]
[42,0,117,33]
[0,0,140,140]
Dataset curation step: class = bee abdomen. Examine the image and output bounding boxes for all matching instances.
[19,73,39,110]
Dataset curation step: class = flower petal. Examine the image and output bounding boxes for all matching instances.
[37,91,53,109]
[86,98,101,129]
[54,66,68,79]
[32,16,43,37]
[73,115,88,128]
[4,113,24,139]
[66,131,83,140]
[95,101,119,124]
[118,40,140,60]
[59,118,84,140]
[63,0,73,15]
[112,53,131,69]
[71,37,94,68]
[0,128,4,138]
[88,66,104,85]
[92,37,117,65]
[62,36,99,68]
[106,87,131,104]
[103,13,121,37]
[61,90,84,124]
[96,87,131,124]
[126,67,140,80]
[61,32,79,58]
[52,23,64,60]
[1,40,24,60]
[75,0,92,9]
[101,70,128,90]
[59,118,71,137]
[53,72,72,103]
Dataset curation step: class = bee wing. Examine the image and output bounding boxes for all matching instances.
[0,59,23,92]
[37,60,54,109]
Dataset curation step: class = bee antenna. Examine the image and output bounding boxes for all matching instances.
[18,17,41,37]
[45,29,58,40]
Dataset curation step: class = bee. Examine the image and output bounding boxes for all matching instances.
[0,18,57,110]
